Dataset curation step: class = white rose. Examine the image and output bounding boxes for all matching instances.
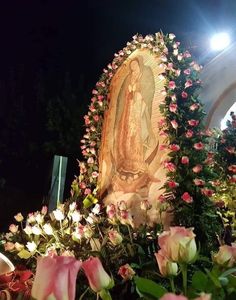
[26,241,37,252]
[43,223,53,235]
[53,209,65,221]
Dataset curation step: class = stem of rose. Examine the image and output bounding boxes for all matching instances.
[60,220,64,237]
[79,287,90,300]
[169,277,176,293]
[127,225,133,245]
[180,264,188,296]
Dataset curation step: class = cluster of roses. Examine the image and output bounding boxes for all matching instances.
[3,203,106,259]
[30,255,115,300]
[3,198,154,265]
[155,226,236,300]
[155,227,197,278]
[157,34,216,206]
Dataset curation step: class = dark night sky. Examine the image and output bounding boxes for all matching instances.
[0,0,236,85]
[0,0,236,227]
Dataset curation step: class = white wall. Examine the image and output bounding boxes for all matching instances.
[200,42,236,128]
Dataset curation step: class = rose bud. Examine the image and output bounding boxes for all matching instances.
[118,264,135,281]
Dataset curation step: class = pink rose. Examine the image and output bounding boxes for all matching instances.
[183,50,191,58]
[108,230,123,245]
[164,162,176,172]
[229,175,236,183]
[32,256,81,300]
[155,250,178,277]
[169,103,178,113]
[213,245,236,267]
[159,227,197,263]
[84,188,91,195]
[188,119,199,127]
[4,242,15,252]
[193,179,205,186]
[84,115,90,125]
[169,81,176,89]
[169,144,180,151]
[181,192,193,203]
[181,156,189,164]
[170,120,178,129]
[87,157,94,164]
[185,79,193,89]
[228,165,236,173]
[201,188,214,197]
[92,171,99,178]
[175,69,181,77]
[194,142,204,150]
[160,293,188,300]
[118,264,135,281]
[119,210,133,226]
[181,91,188,99]
[168,181,179,188]
[185,130,193,138]
[82,257,112,292]
[183,68,191,75]
[89,105,96,112]
[93,115,100,122]
[189,103,199,111]
[9,224,18,233]
[226,147,235,154]
[92,89,98,95]
[192,164,203,173]
[106,204,116,219]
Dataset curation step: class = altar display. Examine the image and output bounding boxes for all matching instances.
[1,32,235,300]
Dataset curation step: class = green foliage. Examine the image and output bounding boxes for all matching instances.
[211,113,236,242]
[134,276,167,299]
[159,34,223,253]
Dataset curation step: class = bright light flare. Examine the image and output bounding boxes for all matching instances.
[210,32,230,51]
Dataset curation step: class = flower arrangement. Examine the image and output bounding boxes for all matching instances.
[72,32,222,253]
[0,32,232,299]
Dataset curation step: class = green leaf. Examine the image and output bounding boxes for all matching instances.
[204,268,222,288]
[221,268,236,278]
[99,289,112,300]
[17,249,32,259]
[228,274,236,288]
[192,271,208,291]
[134,276,167,299]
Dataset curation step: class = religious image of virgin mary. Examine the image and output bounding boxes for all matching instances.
[111,55,157,186]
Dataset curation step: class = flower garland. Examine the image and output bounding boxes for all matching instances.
[71,32,222,250]
[71,32,199,196]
